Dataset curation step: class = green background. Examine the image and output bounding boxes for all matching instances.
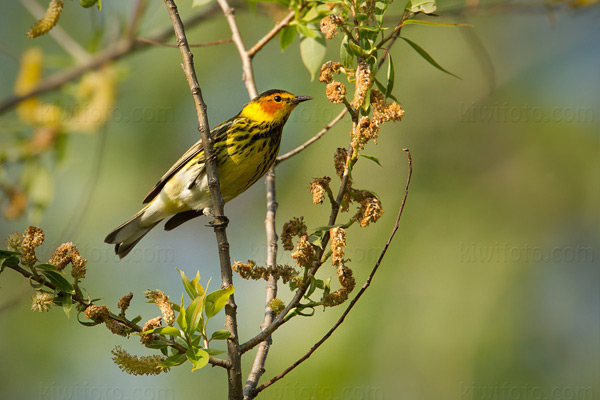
[0,1,598,399]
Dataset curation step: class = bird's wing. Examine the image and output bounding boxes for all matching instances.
[142,119,233,204]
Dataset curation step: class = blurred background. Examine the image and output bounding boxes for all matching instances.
[0,1,598,399]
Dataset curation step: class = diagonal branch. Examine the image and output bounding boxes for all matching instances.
[276,108,348,164]
[253,149,413,396]
[247,10,296,58]
[217,0,258,98]
[161,0,242,397]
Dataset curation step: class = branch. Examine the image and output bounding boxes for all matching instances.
[161,0,242,397]
[217,0,258,98]
[276,108,348,164]
[247,10,296,58]
[0,3,221,114]
[6,263,230,368]
[135,37,232,48]
[243,169,279,399]
[253,149,413,396]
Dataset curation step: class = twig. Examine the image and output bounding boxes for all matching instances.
[135,37,232,48]
[247,10,296,58]
[253,149,413,396]
[127,0,147,39]
[0,3,221,114]
[6,263,230,368]
[276,108,348,164]
[20,0,91,63]
[243,169,279,399]
[161,0,242,397]
[217,0,258,98]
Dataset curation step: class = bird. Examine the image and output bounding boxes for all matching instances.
[105,89,311,258]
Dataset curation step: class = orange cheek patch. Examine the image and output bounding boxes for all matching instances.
[260,101,283,116]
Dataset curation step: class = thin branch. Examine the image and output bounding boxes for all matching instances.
[135,37,232,48]
[253,149,413,396]
[276,108,348,164]
[217,0,258,98]
[5,263,230,368]
[127,0,147,39]
[20,0,91,63]
[243,169,279,399]
[0,3,221,114]
[161,0,242,397]
[247,10,295,58]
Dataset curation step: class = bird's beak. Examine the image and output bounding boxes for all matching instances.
[291,95,312,104]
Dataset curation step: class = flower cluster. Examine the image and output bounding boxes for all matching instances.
[330,227,346,266]
[145,290,175,326]
[231,260,299,285]
[21,226,45,266]
[323,265,356,307]
[31,290,54,312]
[291,236,316,268]
[320,15,342,40]
[350,61,372,109]
[49,242,87,279]
[118,292,134,316]
[281,217,307,251]
[310,177,331,205]
[26,0,64,38]
[140,316,163,345]
[111,346,168,376]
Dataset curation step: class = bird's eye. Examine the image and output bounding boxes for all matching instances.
[273,95,282,102]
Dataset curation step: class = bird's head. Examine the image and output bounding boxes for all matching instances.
[239,89,312,124]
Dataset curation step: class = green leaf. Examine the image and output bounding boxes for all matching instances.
[186,348,209,371]
[295,21,318,39]
[300,35,326,81]
[280,25,297,51]
[0,250,20,257]
[401,37,460,79]
[176,295,187,332]
[340,36,354,69]
[159,353,187,368]
[205,348,226,356]
[80,0,97,7]
[407,0,437,14]
[140,326,183,337]
[97,0,101,10]
[178,269,198,299]
[192,0,214,6]
[375,0,389,25]
[40,270,73,293]
[306,276,317,297]
[1,254,19,272]
[360,154,382,166]
[386,56,395,98]
[76,312,97,327]
[190,271,204,298]
[62,292,72,320]
[347,41,369,58]
[130,315,142,325]
[210,330,232,341]
[204,285,235,319]
[185,295,205,335]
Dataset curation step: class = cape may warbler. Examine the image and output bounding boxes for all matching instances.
[105,89,311,258]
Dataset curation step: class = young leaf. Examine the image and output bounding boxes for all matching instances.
[210,330,232,341]
[192,0,214,7]
[176,295,187,333]
[300,35,326,81]
[159,353,187,368]
[40,270,73,293]
[190,271,204,298]
[386,56,395,98]
[62,293,72,320]
[407,0,437,14]
[178,269,198,299]
[401,37,460,79]
[360,154,382,166]
[204,285,235,319]
[130,315,142,325]
[280,25,297,51]
[185,295,205,335]
[186,348,209,371]
[340,36,354,69]
[205,348,226,356]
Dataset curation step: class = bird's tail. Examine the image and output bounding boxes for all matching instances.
[104,205,161,259]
